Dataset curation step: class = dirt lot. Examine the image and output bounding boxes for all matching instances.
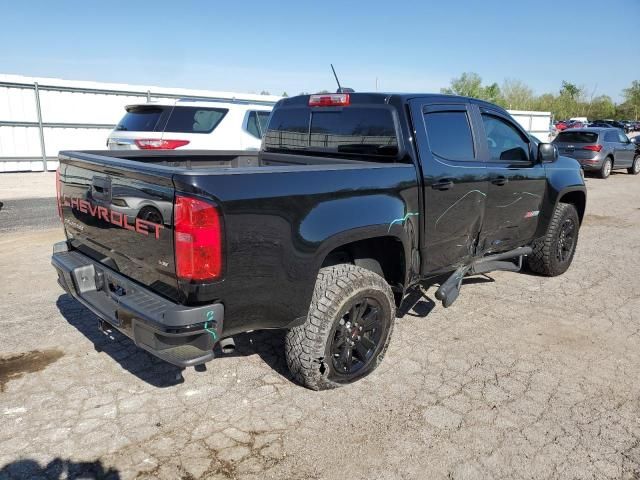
[1,170,639,479]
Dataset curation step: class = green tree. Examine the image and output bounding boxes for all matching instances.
[281,91,289,97]
[500,79,534,110]
[441,72,485,98]
[560,81,582,101]
[622,80,640,120]
[441,73,501,103]
[260,90,270,95]
[586,95,615,120]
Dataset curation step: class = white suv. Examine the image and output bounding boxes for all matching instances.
[107,98,274,151]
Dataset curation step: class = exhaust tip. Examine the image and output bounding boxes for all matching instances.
[219,337,236,354]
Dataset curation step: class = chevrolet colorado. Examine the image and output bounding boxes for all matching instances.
[52,92,586,390]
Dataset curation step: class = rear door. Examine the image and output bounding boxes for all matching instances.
[409,100,488,273]
[614,131,635,166]
[476,107,547,252]
[58,155,179,300]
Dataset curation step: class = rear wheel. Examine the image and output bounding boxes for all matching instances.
[599,157,612,179]
[628,155,640,175]
[527,202,580,276]
[285,264,395,390]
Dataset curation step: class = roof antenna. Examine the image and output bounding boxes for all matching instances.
[330,64,354,94]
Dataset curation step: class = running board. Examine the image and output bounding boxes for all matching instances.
[434,246,532,308]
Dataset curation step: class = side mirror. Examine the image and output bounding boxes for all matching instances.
[631,136,639,145]
[538,143,558,163]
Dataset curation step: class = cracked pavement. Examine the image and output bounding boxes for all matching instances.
[1,172,639,479]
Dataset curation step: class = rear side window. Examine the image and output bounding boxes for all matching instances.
[555,131,599,143]
[423,111,475,161]
[264,106,399,157]
[115,106,227,133]
[604,131,619,142]
[165,107,227,133]
[115,106,165,132]
[246,111,271,138]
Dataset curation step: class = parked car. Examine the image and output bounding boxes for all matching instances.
[555,121,569,131]
[53,92,586,390]
[565,121,585,129]
[588,121,615,128]
[107,99,274,151]
[630,135,640,154]
[602,119,628,132]
[552,128,639,178]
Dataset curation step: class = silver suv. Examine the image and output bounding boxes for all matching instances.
[553,128,639,178]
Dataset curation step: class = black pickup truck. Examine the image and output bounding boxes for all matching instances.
[52,92,586,390]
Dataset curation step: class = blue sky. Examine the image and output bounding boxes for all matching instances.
[1,0,638,101]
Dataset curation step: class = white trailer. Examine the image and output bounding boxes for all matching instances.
[0,74,280,172]
[507,110,552,142]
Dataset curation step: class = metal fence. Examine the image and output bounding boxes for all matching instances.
[0,79,277,172]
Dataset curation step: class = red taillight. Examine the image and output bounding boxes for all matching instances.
[582,144,603,152]
[135,139,190,150]
[55,168,62,219]
[174,195,223,282]
[308,93,350,107]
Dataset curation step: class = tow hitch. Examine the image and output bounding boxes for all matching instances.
[435,246,532,308]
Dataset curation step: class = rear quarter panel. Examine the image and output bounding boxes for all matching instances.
[173,162,420,336]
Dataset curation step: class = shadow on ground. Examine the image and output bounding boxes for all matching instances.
[0,457,120,479]
[55,279,447,390]
[55,294,293,387]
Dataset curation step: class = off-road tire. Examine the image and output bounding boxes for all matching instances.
[599,157,613,179]
[285,264,395,390]
[628,155,640,175]
[527,202,580,276]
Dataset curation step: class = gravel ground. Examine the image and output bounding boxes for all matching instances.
[0,171,639,479]
[0,172,56,201]
[0,198,58,233]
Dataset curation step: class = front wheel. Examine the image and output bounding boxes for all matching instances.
[628,155,640,175]
[527,202,580,276]
[285,264,395,390]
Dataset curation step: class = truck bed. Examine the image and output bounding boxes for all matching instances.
[65,149,377,171]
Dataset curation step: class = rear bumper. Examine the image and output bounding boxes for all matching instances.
[51,241,223,367]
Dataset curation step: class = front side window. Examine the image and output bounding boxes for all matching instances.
[481,114,530,162]
[617,132,629,143]
[423,110,475,161]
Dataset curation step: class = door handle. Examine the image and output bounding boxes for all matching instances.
[431,179,454,190]
[491,176,508,186]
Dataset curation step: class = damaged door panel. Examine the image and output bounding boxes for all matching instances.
[475,109,547,253]
[409,100,488,272]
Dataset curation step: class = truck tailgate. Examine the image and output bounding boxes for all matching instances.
[58,154,179,301]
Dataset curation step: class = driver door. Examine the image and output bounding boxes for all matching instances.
[476,108,547,253]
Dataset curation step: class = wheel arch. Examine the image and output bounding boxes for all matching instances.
[557,188,586,224]
[320,236,407,305]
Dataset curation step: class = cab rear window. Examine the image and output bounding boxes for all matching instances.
[263,106,399,157]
